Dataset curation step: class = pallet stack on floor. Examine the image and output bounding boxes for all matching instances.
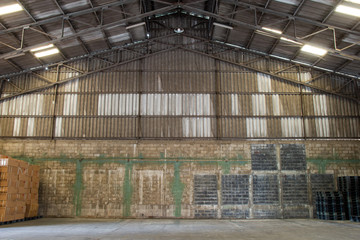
[316,192,346,220]
[0,155,40,223]
[338,176,360,222]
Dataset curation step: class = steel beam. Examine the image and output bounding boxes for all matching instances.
[245,0,272,49]
[0,0,137,35]
[268,0,306,54]
[0,33,177,80]
[0,47,179,102]
[0,5,177,60]
[182,5,360,62]
[52,0,91,54]
[16,0,66,61]
[221,0,360,37]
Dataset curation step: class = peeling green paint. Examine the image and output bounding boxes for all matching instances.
[160,152,165,159]
[218,161,231,174]
[307,158,360,174]
[171,162,185,217]
[74,159,84,216]
[123,162,133,217]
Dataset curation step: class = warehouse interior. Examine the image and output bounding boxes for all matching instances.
[0,0,359,239]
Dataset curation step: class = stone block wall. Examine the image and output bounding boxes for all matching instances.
[0,139,359,219]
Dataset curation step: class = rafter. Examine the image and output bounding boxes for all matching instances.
[52,0,91,54]
[0,0,136,35]
[290,0,344,62]
[16,0,66,60]
[181,5,360,62]
[0,46,179,102]
[1,33,358,104]
[0,20,43,68]
[0,33,177,80]
[88,0,112,49]
[221,0,360,37]
[0,5,177,61]
[245,0,272,49]
[268,0,306,54]
[31,72,54,84]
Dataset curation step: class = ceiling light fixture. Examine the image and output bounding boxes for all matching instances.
[335,5,360,17]
[301,44,327,56]
[280,37,302,45]
[34,48,60,58]
[0,4,23,16]
[125,22,145,30]
[30,44,55,52]
[174,27,184,33]
[345,0,360,4]
[261,27,282,35]
[213,22,233,30]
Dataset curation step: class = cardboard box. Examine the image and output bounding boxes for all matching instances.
[1,186,18,194]
[28,165,40,176]
[0,171,8,180]
[18,161,29,170]
[18,187,29,194]
[0,214,15,222]
[0,157,19,167]
[1,200,17,208]
[0,166,19,174]
[14,213,24,220]
[30,193,38,200]
[0,193,17,201]
[0,177,18,187]
[30,181,40,190]
[0,206,16,215]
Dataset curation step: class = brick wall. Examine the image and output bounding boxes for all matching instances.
[0,139,359,219]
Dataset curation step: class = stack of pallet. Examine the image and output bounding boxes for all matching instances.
[0,155,39,222]
[338,176,360,222]
[316,192,346,220]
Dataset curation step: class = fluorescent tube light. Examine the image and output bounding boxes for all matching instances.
[125,22,145,30]
[335,5,360,17]
[301,44,327,56]
[261,27,282,34]
[213,22,233,30]
[30,44,55,52]
[34,48,59,58]
[345,0,360,4]
[280,37,302,45]
[0,4,23,16]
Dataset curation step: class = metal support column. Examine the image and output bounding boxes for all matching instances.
[51,65,61,139]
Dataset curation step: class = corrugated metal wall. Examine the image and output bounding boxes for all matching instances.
[0,49,359,139]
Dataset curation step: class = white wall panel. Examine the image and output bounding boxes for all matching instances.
[246,118,267,138]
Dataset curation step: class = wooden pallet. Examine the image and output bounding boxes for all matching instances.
[0,216,42,225]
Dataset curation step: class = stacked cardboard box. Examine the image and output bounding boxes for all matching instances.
[26,164,40,218]
[0,155,39,222]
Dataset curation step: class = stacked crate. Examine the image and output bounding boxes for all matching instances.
[316,192,346,220]
[338,176,360,222]
[0,156,18,222]
[0,155,39,222]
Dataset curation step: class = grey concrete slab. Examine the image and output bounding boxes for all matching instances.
[0,218,359,240]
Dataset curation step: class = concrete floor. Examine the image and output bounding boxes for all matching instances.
[0,218,359,240]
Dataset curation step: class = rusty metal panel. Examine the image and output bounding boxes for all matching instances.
[0,47,359,139]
